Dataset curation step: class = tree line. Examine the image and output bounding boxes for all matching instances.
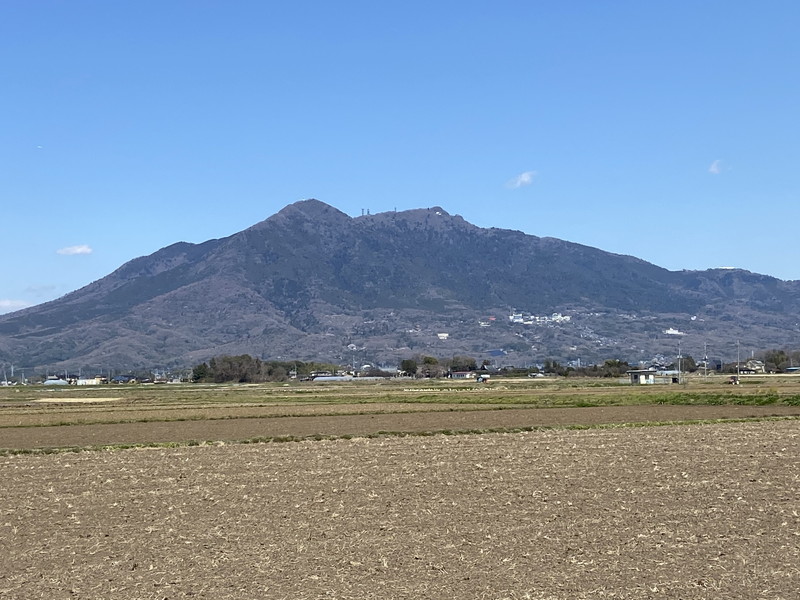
[190,347,800,383]
[191,356,339,383]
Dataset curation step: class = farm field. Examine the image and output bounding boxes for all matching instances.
[2,376,800,452]
[1,421,798,599]
[0,378,798,599]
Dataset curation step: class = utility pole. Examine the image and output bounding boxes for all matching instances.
[737,340,741,376]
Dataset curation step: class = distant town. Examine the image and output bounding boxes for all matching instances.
[3,346,798,387]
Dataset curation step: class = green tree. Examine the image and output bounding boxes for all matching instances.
[680,355,697,373]
[192,362,210,382]
[543,359,567,376]
[449,355,477,372]
[417,355,445,378]
[400,359,418,375]
[600,359,630,377]
[763,349,789,372]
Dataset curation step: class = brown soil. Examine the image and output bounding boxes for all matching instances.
[0,402,513,429]
[1,404,799,451]
[1,420,797,599]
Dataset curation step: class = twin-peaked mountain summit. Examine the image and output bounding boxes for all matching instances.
[1,199,798,369]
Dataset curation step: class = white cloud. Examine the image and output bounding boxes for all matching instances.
[57,244,93,255]
[708,159,723,175]
[0,299,30,314]
[25,284,57,297]
[507,170,537,189]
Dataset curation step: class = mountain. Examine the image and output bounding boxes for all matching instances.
[1,199,799,370]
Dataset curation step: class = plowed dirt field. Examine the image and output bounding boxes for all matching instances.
[2,404,800,450]
[2,380,799,598]
[1,420,798,599]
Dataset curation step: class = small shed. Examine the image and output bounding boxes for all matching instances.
[627,369,657,385]
[451,371,476,380]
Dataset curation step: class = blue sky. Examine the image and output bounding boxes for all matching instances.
[2,1,799,314]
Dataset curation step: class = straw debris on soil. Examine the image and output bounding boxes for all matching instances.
[1,420,798,599]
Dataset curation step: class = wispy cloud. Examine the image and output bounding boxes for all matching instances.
[708,159,723,175]
[25,284,57,297]
[56,244,93,255]
[0,299,30,314]
[507,170,537,189]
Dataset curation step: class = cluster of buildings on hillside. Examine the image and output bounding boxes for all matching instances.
[508,311,571,325]
[663,327,686,335]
